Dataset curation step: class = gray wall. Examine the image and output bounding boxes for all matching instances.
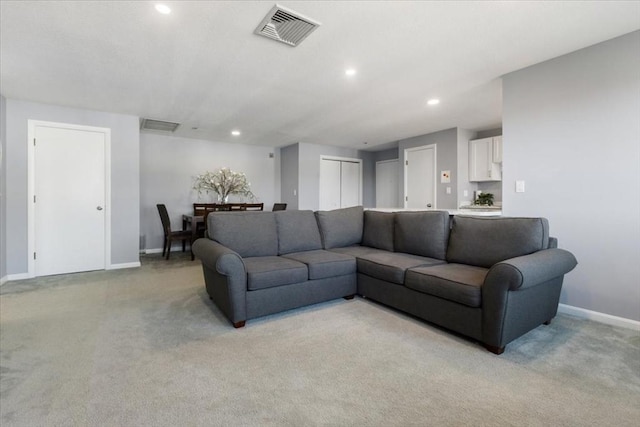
[0,95,6,282]
[457,128,476,206]
[280,143,299,210]
[398,128,459,209]
[4,99,140,274]
[360,151,375,208]
[140,133,280,251]
[373,147,399,162]
[503,31,640,321]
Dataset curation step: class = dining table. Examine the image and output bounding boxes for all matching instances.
[182,214,204,259]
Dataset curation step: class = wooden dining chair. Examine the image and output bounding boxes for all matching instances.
[157,204,192,260]
[272,203,287,211]
[228,203,245,211]
[244,203,264,211]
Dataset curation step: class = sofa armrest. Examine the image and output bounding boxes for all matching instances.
[484,248,577,292]
[481,248,578,350]
[192,238,248,325]
[193,238,246,277]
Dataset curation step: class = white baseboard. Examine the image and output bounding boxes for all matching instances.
[0,275,7,286]
[107,262,141,270]
[558,303,640,331]
[141,248,164,254]
[5,273,33,282]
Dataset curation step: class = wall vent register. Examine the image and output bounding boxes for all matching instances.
[255,4,321,47]
[140,118,180,133]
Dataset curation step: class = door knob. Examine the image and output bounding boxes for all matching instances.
[97,206,103,211]
[427,203,432,208]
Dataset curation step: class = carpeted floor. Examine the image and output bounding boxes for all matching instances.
[1,253,639,426]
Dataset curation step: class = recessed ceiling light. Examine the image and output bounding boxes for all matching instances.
[345,68,357,77]
[427,98,440,106]
[231,130,241,136]
[155,4,171,15]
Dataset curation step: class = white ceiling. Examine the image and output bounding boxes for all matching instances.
[1,1,638,151]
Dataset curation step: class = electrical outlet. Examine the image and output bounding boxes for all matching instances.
[516,180,525,193]
[446,187,451,194]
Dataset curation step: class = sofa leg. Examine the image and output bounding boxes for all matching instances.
[233,321,246,328]
[543,318,553,325]
[343,294,355,300]
[484,344,505,355]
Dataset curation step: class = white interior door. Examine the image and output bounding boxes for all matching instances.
[376,159,399,208]
[34,124,107,276]
[405,145,436,209]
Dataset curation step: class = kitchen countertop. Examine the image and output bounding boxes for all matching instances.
[368,208,502,216]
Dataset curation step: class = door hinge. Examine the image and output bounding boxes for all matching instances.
[33,252,36,260]
[34,195,36,203]
[33,138,36,146]
[405,160,408,166]
[405,196,408,201]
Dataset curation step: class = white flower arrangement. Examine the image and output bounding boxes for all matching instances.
[193,167,255,202]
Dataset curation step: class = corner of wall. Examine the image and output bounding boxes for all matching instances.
[0,94,7,281]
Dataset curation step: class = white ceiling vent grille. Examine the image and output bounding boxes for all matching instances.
[255,4,321,47]
[140,118,180,133]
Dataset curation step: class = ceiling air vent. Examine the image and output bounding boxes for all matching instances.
[255,4,321,47]
[140,118,180,133]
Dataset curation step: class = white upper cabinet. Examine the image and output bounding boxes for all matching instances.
[469,136,502,182]
[492,135,503,163]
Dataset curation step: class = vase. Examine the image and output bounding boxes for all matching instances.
[218,194,229,204]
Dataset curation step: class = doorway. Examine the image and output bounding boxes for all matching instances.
[404,144,436,209]
[28,121,111,277]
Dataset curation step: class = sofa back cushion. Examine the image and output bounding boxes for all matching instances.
[315,206,364,249]
[207,211,278,257]
[275,210,323,255]
[446,216,550,268]
[394,211,450,260]
[362,211,395,252]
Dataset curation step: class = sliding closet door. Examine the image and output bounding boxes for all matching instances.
[340,160,360,208]
[319,157,362,210]
[319,159,342,210]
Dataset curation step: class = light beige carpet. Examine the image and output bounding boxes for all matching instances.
[1,253,639,426]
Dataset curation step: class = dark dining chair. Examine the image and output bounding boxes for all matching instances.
[244,203,264,211]
[272,203,287,211]
[157,204,192,260]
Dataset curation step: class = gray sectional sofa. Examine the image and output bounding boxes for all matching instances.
[192,206,577,354]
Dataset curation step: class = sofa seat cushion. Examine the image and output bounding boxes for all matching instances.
[357,252,446,285]
[244,256,308,291]
[282,250,356,280]
[405,264,489,308]
[329,245,381,258]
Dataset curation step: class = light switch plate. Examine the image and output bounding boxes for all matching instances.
[516,180,525,193]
